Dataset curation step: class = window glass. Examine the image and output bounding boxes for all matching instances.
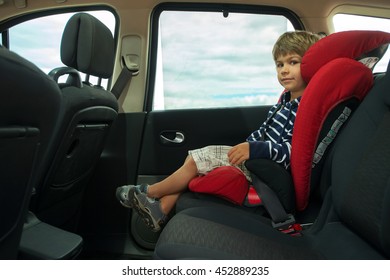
[153,11,294,110]
[333,14,390,72]
[8,10,116,88]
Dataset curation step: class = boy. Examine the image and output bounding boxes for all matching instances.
[116,31,321,231]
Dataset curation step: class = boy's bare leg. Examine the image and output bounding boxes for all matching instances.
[158,193,180,215]
[147,155,198,199]
[135,155,196,215]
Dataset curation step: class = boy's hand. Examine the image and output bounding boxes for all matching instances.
[228,142,250,165]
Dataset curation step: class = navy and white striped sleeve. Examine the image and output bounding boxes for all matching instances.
[246,96,299,169]
[247,128,293,169]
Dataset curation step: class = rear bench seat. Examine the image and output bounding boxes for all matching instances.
[153,49,390,259]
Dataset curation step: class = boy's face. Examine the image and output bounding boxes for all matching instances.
[275,52,306,99]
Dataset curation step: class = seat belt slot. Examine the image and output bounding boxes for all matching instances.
[110,56,139,100]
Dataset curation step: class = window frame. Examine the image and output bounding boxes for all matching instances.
[145,3,304,111]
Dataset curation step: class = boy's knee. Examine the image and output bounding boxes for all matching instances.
[184,155,197,169]
[185,155,194,164]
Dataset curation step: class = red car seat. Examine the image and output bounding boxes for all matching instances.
[187,31,390,219]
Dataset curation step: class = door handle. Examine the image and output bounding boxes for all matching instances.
[160,131,185,144]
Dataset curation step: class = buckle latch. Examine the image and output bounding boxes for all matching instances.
[271,214,296,230]
[272,215,303,237]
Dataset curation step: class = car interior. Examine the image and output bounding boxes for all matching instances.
[0,0,389,260]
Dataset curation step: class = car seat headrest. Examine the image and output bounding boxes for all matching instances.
[60,13,115,78]
[301,30,390,83]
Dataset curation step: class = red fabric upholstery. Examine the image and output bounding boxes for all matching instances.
[245,186,262,206]
[188,166,249,205]
[291,58,373,210]
[292,30,390,211]
[301,31,390,84]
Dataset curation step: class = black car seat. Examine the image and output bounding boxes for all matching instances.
[29,13,118,230]
[154,56,390,259]
[0,46,62,259]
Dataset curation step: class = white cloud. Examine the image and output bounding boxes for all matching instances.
[157,11,287,109]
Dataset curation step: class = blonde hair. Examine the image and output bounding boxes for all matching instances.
[272,31,321,61]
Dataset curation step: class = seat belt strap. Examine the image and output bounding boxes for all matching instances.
[251,174,296,230]
[111,56,138,100]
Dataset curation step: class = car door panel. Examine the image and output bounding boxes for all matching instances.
[137,106,271,183]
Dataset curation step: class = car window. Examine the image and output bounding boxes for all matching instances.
[333,13,390,73]
[7,10,116,88]
[152,10,296,110]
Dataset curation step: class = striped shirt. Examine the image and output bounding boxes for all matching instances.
[246,91,300,169]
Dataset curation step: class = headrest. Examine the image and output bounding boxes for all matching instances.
[301,30,390,83]
[60,13,115,78]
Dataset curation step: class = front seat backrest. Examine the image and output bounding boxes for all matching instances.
[0,46,62,259]
[30,13,118,230]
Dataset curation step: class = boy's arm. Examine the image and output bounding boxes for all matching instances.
[228,142,250,165]
[248,129,293,169]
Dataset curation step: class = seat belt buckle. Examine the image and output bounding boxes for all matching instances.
[271,214,303,236]
[279,223,303,237]
[271,214,296,230]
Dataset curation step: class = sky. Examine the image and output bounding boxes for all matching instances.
[7,10,290,110]
[6,10,390,110]
[154,12,390,110]
[154,11,290,109]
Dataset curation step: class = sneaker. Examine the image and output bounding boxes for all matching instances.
[116,184,148,208]
[128,187,167,232]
